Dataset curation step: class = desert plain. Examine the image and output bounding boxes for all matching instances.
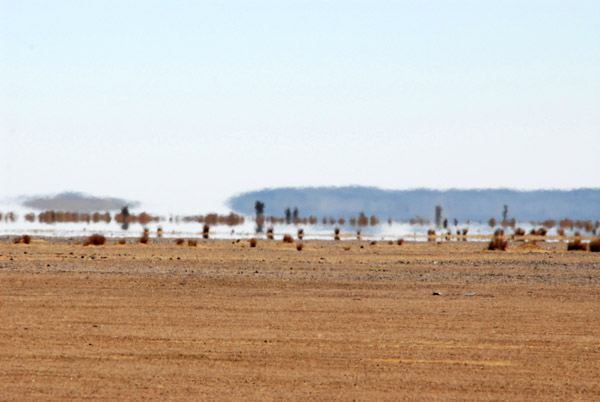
[1,236,599,401]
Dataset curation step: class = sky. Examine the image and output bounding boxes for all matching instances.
[1,1,599,213]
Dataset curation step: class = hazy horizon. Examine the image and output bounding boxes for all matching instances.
[2,1,599,210]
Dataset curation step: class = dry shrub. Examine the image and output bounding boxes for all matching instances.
[13,235,32,244]
[188,239,198,247]
[282,234,294,243]
[536,228,547,236]
[203,224,210,239]
[589,238,600,252]
[249,238,257,248]
[488,237,508,251]
[567,239,587,251]
[86,234,106,246]
[397,238,404,246]
[175,238,185,245]
[556,228,565,237]
[296,243,304,251]
[427,229,436,242]
[356,230,361,240]
[267,228,274,240]
[118,238,126,245]
[297,228,304,240]
[139,235,149,244]
[157,227,163,237]
[370,241,377,246]
[514,227,525,236]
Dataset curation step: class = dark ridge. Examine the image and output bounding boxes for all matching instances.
[22,192,140,213]
[228,187,600,222]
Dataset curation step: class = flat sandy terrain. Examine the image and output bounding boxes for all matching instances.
[1,237,599,401]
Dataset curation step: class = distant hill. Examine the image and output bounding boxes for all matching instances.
[22,192,139,213]
[228,187,600,222]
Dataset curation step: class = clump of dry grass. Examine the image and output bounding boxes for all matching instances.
[589,238,600,252]
[397,238,404,246]
[118,238,126,245]
[84,234,106,246]
[249,238,257,248]
[567,239,587,251]
[175,238,185,245]
[530,228,547,236]
[488,230,507,251]
[557,228,565,237]
[370,241,377,246]
[513,227,525,237]
[13,235,32,244]
[139,235,149,244]
[296,243,304,251]
[488,237,508,251]
[427,229,436,242]
[188,239,198,247]
[282,234,294,243]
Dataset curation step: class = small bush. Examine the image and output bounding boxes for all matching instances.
[139,235,149,244]
[557,228,565,237]
[282,234,294,243]
[567,239,587,251]
[86,234,106,246]
[397,238,404,246]
[266,227,274,240]
[297,228,304,240]
[589,238,600,252]
[175,238,185,245]
[427,229,436,242]
[118,238,126,245]
[203,224,210,239]
[334,228,340,235]
[296,243,304,251]
[249,238,257,248]
[536,228,547,236]
[488,238,508,251]
[356,230,361,240]
[157,227,163,237]
[188,239,198,247]
[13,235,32,244]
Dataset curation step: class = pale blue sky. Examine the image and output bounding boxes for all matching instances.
[1,1,599,212]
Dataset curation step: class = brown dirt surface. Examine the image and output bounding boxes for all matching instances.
[1,237,599,401]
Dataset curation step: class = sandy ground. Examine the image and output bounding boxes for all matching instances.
[1,237,599,401]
